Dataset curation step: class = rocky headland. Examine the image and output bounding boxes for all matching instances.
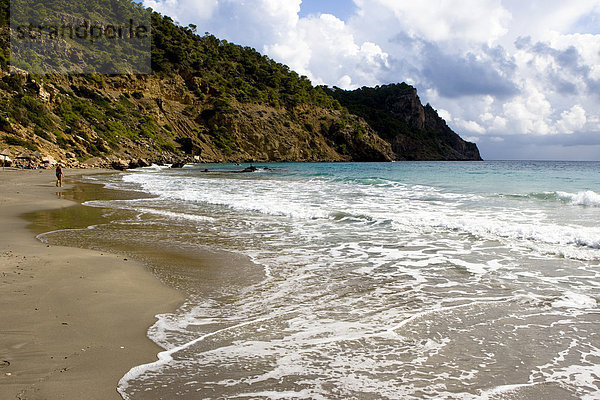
[0,1,481,169]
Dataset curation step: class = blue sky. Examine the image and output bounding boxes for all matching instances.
[143,0,600,160]
[298,0,356,20]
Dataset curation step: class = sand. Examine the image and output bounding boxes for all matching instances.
[0,168,182,400]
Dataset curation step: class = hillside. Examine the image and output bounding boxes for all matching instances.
[0,0,481,167]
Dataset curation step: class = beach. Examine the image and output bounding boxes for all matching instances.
[0,168,182,400]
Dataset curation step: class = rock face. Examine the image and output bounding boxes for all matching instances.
[386,87,426,131]
[325,84,482,161]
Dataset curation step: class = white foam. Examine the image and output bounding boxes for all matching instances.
[538,363,600,399]
[117,170,600,259]
[387,297,511,335]
[118,314,291,399]
[129,164,170,172]
[551,292,597,309]
[234,390,328,400]
[557,190,600,207]
[82,199,216,223]
[91,167,600,399]
[449,259,498,275]
[134,207,215,223]
[478,383,539,399]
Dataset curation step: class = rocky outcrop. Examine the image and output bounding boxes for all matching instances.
[326,84,482,161]
[386,87,426,131]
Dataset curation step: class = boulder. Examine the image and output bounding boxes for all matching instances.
[171,161,186,168]
[111,160,129,170]
[82,157,104,167]
[128,160,140,169]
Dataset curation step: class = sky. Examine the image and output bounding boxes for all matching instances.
[142,0,600,160]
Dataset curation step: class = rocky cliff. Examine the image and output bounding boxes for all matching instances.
[325,84,482,161]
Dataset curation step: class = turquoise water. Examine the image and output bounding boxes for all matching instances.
[43,161,600,399]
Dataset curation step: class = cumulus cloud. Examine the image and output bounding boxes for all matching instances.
[370,0,511,43]
[502,86,553,134]
[144,0,219,23]
[278,13,390,88]
[454,119,486,135]
[557,105,587,133]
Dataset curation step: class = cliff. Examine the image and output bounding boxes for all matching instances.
[324,84,482,161]
[0,0,481,167]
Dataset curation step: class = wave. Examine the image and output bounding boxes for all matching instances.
[118,314,291,399]
[551,292,597,310]
[504,192,557,201]
[427,214,600,257]
[114,171,600,258]
[83,199,216,223]
[506,190,600,207]
[556,190,600,207]
[331,176,403,188]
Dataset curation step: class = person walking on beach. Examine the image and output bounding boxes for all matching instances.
[55,165,63,187]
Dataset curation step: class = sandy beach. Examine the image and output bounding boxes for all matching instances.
[0,168,182,400]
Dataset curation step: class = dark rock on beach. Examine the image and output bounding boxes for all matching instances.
[170,161,186,168]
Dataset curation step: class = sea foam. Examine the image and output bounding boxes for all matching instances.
[556,190,600,207]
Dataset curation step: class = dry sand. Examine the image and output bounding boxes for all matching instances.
[0,168,182,400]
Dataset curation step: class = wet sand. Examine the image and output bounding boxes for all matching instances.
[0,169,182,400]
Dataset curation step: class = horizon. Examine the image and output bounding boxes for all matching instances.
[141,0,600,161]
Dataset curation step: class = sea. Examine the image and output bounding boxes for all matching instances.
[38,161,600,399]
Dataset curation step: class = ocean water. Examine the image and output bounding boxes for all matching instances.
[43,161,600,399]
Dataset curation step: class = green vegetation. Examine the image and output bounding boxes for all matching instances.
[2,134,38,151]
[208,124,235,154]
[7,0,151,74]
[325,84,482,160]
[2,94,56,131]
[1,0,342,107]
[150,12,341,109]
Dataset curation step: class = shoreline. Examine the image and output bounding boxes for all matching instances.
[0,169,183,400]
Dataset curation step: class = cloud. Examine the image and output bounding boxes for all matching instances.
[454,119,486,134]
[144,0,219,23]
[571,10,600,34]
[420,44,518,98]
[480,112,508,132]
[557,105,587,133]
[501,87,553,134]
[266,13,390,88]
[476,133,600,160]
[369,0,511,43]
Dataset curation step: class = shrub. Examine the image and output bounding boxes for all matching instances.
[208,124,234,154]
[34,126,52,141]
[2,135,38,151]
